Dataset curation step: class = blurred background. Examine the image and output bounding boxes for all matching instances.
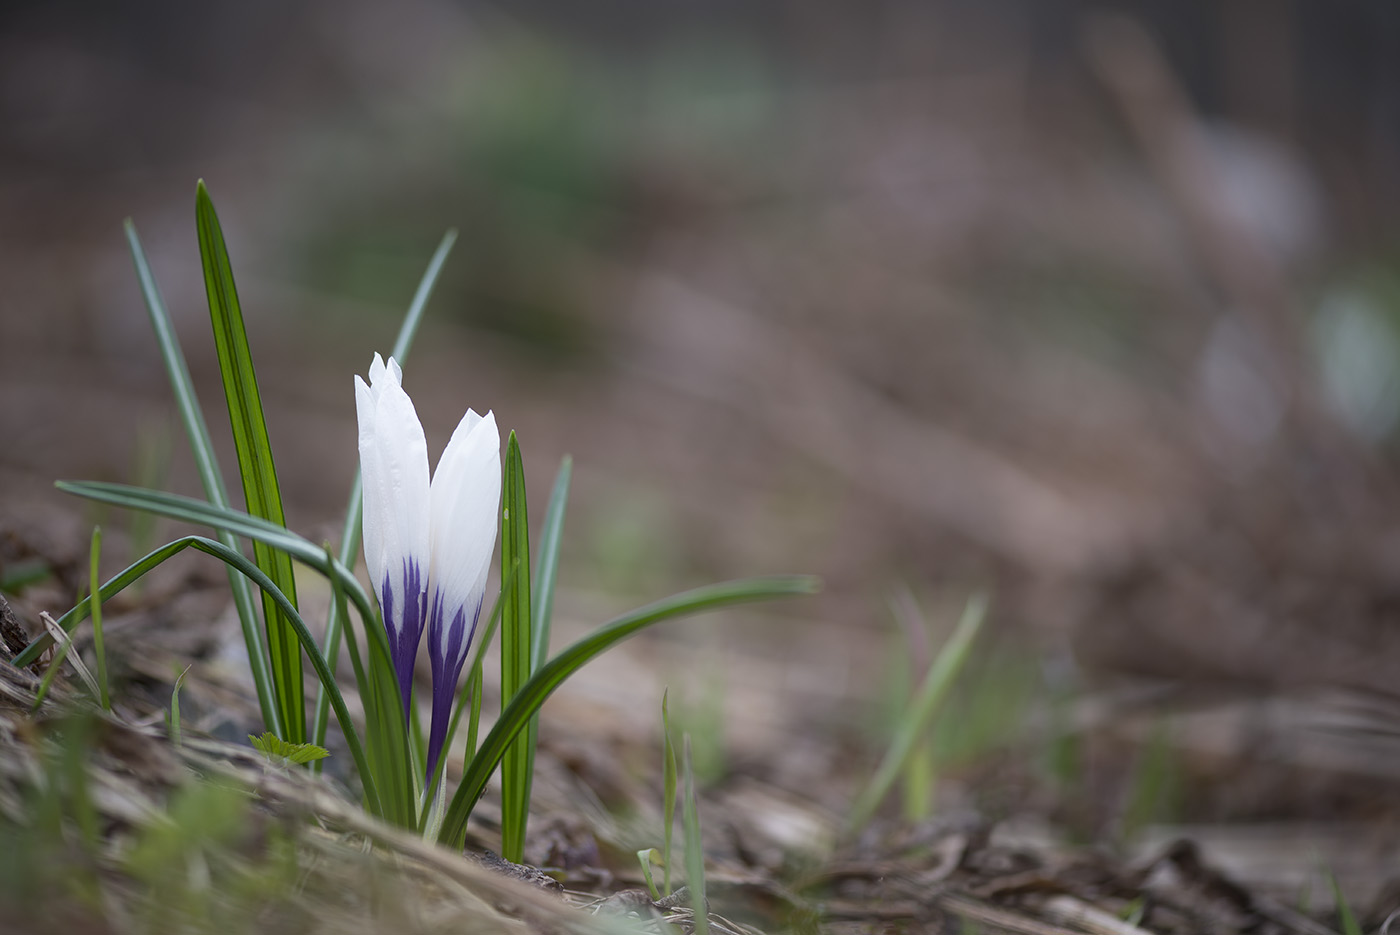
[5,0,1400,911]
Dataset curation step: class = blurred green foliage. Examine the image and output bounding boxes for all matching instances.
[293,33,782,365]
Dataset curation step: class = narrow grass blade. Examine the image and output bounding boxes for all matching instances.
[169,665,190,746]
[312,229,457,754]
[846,593,988,834]
[18,539,209,669]
[662,689,678,896]
[1120,719,1180,841]
[51,482,377,627]
[43,714,99,854]
[124,220,278,735]
[901,741,934,823]
[196,181,304,741]
[88,528,110,711]
[465,648,485,771]
[410,694,426,792]
[311,473,363,773]
[531,456,571,672]
[126,424,171,576]
[439,575,819,847]
[496,453,569,856]
[457,566,518,785]
[1327,870,1362,935]
[682,735,709,935]
[499,432,533,863]
[58,483,322,560]
[331,546,408,822]
[393,230,458,365]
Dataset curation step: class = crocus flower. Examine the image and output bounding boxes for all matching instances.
[355,353,501,780]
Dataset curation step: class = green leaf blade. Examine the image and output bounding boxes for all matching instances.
[54,482,375,619]
[195,181,304,742]
[440,574,819,847]
[530,456,571,673]
[683,735,709,935]
[88,527,111,711]
[499,432,533,863]
[662,689,678,896]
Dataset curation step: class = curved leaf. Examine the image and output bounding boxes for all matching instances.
[54,481,377,626]
[439,574,819,846]
[16,535,381,815]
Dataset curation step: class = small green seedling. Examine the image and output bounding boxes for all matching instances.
[636,689,682,901]
[638,847,665,902]
[847,593,987,834]
[249,732,331,768]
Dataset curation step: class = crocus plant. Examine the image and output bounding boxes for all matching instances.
[355,353,500,782]
[30,183,817,858]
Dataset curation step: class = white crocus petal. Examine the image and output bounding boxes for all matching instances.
[355,353,432,715]
[424,409,500,779]
[428,409,500,629]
